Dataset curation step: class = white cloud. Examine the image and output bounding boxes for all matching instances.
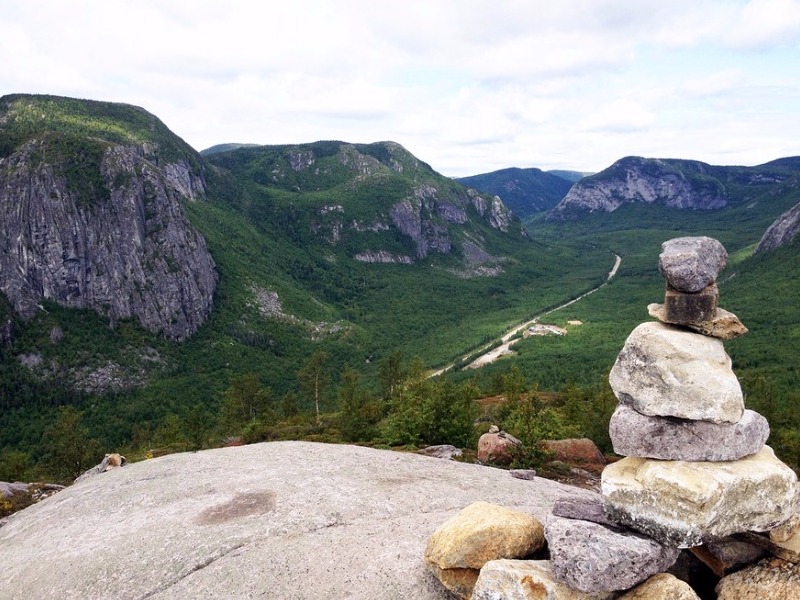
[1,0,798,175]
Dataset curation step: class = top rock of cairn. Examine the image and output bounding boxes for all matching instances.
[648,236,747,340]
[658,236,728,293]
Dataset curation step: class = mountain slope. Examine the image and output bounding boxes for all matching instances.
[0,94,217,340]
[204,141,520,271]
[455,167,574,218]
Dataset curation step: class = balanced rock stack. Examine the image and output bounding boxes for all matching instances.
[424,236,800,599]
[602,236,798,548]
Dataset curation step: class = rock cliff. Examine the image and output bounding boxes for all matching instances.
[756,200,800,253]
[0,95,217,340]
[548,157,729,220]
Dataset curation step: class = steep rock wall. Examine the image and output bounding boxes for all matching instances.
[756,200,800,253]
[0,140,217,340]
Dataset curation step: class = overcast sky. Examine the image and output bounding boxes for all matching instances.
[2,1,799,176]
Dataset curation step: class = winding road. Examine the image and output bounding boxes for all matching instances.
[429,253,621,377]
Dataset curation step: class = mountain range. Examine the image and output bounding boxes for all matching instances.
[1,93,798,471]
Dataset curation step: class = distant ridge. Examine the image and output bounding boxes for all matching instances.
[200,142,259,156]
[455,167,574,218]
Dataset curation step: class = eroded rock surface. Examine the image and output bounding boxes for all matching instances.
[0,441,593,599]
[0,142,216,340]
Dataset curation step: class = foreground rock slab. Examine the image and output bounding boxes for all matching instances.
[545,517,680,593]
[0,441,594,600]
[609,321,744,423]
[472,559,616,600]
[602,446,798,548]
[608,405,769,461]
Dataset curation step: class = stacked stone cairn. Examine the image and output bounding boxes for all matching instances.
[425,237,800,599]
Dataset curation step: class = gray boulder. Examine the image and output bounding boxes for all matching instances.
[0,441,593,600]
[658,236,728,292]
[609,405,769,461]
[545,516,680,593]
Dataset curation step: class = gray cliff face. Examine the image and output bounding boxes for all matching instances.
[0,140,217,340]
[387,184,509,259]
[549,157,728,220]
[756,200,800,253]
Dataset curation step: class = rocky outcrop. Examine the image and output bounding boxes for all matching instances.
[548,157,728,220]
[0,138,217,340]
[0,441,594,599]
[755,200,800,253]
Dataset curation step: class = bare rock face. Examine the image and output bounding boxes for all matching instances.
[756,200,800,254]
[472,559,616,600]
[601,446,799,548]
[609,322,744,424]
[658,236,728,293]
[0,441,593,599]
[608,405,769,461]
[548,157,728,220]
[0,142,217,340]
[545,517,680,593]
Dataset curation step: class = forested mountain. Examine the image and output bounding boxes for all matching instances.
[1,93,798,484]
[455,167,575,218]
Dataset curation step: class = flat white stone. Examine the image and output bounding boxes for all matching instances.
[602,446,798,548]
